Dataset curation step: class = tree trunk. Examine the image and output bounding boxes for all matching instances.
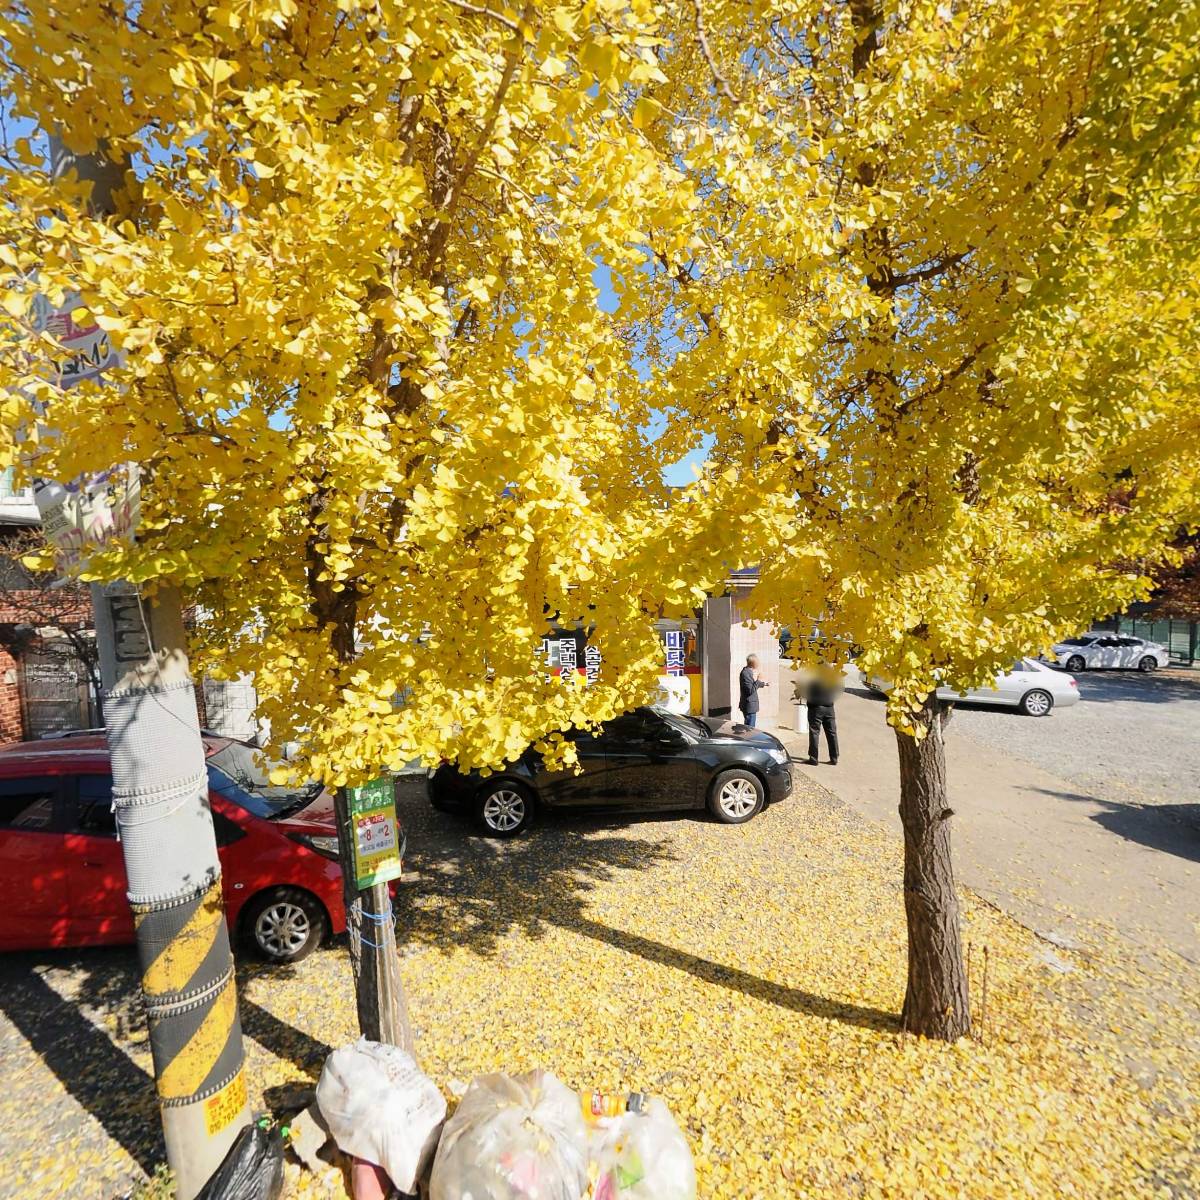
[320,603,414,1054]
[894,696,971,1039]
[335,786,414,1053]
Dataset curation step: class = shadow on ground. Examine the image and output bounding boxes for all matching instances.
[0,950,162,1176]
[1031,788,1200,863]
[396,783,898,1032]
[0,781,897,1181]
[0,947,346,1185]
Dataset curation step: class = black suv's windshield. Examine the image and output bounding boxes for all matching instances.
[206,741,321,820]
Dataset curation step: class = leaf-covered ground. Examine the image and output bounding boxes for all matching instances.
[2,773,1197,1198]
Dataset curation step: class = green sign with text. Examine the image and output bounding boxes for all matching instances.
[346,776,403,890]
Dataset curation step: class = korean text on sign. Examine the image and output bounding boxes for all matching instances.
[664,630,686,676]
[558,637,577,676]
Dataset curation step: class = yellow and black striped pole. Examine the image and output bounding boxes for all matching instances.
[135,879,248,1161]
[93,583,250,1198]
[43,141,250,1197]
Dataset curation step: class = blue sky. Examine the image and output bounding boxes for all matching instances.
[592,262,712,487]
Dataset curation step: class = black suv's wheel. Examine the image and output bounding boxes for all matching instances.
[708,769,765,824]
[244,886,328,964]
[1065,655,1086,673]
[1020,689,1054,717]
[1138,655,1159,673]
[477,781,534,837]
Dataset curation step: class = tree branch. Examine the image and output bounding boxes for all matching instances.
[692,0,738,103]
[886,249,972,291]
[445,0,523,35]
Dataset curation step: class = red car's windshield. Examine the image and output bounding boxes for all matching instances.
[206,740,321,820]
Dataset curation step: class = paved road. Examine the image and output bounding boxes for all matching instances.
[768,672,1200,963]
[950,666,1200,810]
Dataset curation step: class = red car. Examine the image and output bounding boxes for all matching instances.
[0,734,374,963]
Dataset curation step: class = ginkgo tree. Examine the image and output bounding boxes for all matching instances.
[622,0,1200,1037]
[0,0,732,1047]
[3,0,1197,1068]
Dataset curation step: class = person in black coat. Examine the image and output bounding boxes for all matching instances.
[805,666,842,765]
[738,654,768,727]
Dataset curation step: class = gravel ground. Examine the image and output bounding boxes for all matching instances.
[3,774,1199,1198]
[947,666,1200,813]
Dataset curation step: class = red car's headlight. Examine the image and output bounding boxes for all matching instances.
[287,832,340,861]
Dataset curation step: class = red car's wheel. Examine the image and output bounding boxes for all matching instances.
[243,886,329,964]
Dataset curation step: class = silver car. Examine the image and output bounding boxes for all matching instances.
[868,658,1080,716]
[1046,633,1170,673]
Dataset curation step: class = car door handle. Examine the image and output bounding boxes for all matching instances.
[83,860,105,868]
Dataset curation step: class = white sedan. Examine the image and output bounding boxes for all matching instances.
[867,658,1080,716]
[1046,633,1170,673]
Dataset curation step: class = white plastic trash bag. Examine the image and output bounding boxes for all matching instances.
[315,1037,446,1194]
[588,1098,696,1200]
[430,1070,589,1200]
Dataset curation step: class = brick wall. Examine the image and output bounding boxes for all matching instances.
[0,595,93,626]
[0,586,96,742]
[0,646,22,741]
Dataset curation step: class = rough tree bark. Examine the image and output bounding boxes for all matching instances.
[846,0,972,1042]
[308,539,414,1053]
[334,783,414,1052]
[894,695,971,1039]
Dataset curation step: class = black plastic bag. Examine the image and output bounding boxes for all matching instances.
[196,1121,285,1200]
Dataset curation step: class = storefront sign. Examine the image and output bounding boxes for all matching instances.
[538,637,555,682]
[585,645,601,684]
[664,630,686,676]
[30,289,122,387]
[346,777,403,890]
[558,636,577,675]
[33,464,141,575]
[656,675,692,713]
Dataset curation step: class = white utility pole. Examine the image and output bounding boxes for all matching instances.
[43,140,249,1198]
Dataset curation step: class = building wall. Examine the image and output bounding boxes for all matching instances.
[0,646,22,741]
[202,675,260,741]
[1111,614,1199,665]
[0,588,96,741]
[702,596,732,716]
[728,588,781,721]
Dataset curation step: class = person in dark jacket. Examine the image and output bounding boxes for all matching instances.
[738,655,768,726]
[806,666,842,765]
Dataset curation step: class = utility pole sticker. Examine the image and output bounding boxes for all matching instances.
[204,1071,248,1137]
[346,777,403,889]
